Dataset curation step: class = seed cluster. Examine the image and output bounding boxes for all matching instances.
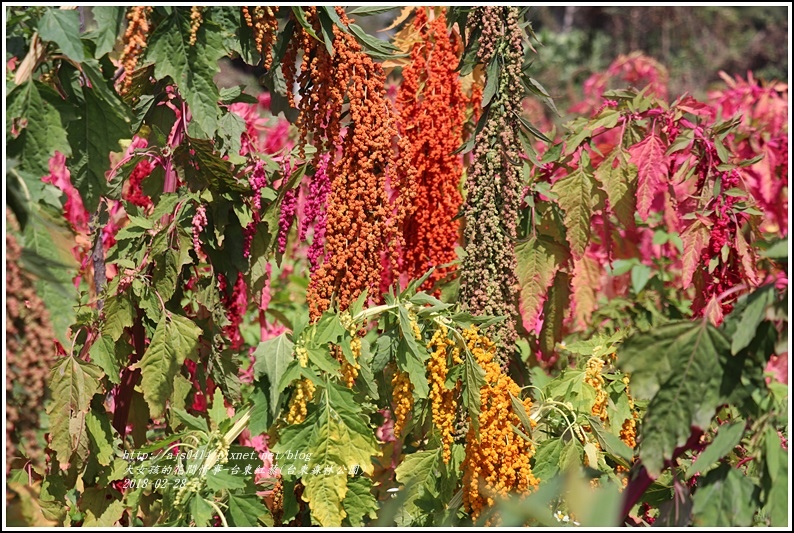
[398,8,466,293]
[461,325,538,523]
[458,7,526,368]
[391,370,414,438]
[426,323,462,463]
[284,8,401,320]
[188,6,204,46]
[242,6,279,70]
[585,356,608,421]
[119,6,153,96]
[286,378,316,425]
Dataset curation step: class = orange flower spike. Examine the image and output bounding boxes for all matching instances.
[397,8,465,293]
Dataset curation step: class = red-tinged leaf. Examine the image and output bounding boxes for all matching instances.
[539,271,571,361]
[551,156,596,259]
[594,152,637,229]
[681,220,710,288]
[629,133,670,221]
[571,253,602,330]
[703,295,724,327]
[735,230,759,286]
[515,236,570,333]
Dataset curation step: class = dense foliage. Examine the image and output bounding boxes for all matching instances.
[4,6,789,527]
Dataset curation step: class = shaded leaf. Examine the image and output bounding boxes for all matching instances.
[551,155,596,259]
[252,332,295,417]
[38,8,85,62]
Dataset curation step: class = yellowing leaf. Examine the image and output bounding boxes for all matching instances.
[303,471,347,526]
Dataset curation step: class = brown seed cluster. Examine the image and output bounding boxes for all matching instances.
[426,323,463,463]
[284,8,402,320]
[242,6,279,70]
[119,6,153,95]
[5,231,57,471]
[398,8,466,293]
[458,7,527,368]
[461,325,538,523]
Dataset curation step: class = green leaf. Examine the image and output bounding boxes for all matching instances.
[89,333,131,384]
[247,386,271,436]
[620,321,731,476]
[587,416,633,466]
[68,83,131,212]
[347,23,400,56]
[147,12,226,137]
[630,263,652,294]
[539,271,570,358]
[394,448,442,523]
[481,57,500,108]
[348,6,397,16]
[38,8,85,62]
[462,344,486,433]
[191,496,215,527]
[252,333,295,417]
[85,410,115,466]
[208,388,227,431]
[86,6,124,58]
[730,285,775,355]
[153,249,180,303]
[559,438,583,472]
[313,312,346,346]
[6,81,71,181]
[531,438,562,485]
[691,463,757,526]
[685,420,744,478]
[291,7,321,42]
[227,493,269,527]
[551,155,596,259]
[46,355,103,464]
[136,313,202,418]
[172,407,209,433]
[343,476,379,526]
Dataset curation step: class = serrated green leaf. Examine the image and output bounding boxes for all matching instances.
[46,355,103,463]
[191,496,215,527]
[208,388,227,431]
[559,438,583,472]
[620,321,731,476]
[86,6,124,58]
[7,81,71,181]
[252,333,295,417]
[343,476,379,526]
[38,8,85,62]
[205,468,247,491]
[539,271,570,358]
[153,249,179,303]
[551,156,595,259]
[172,407,209,433]
[227,493,270,527]
[147,12,225,137]
[137,313,202,418]
[685,420,744,478]
[88,333,130,384]
[313,312,346,346]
